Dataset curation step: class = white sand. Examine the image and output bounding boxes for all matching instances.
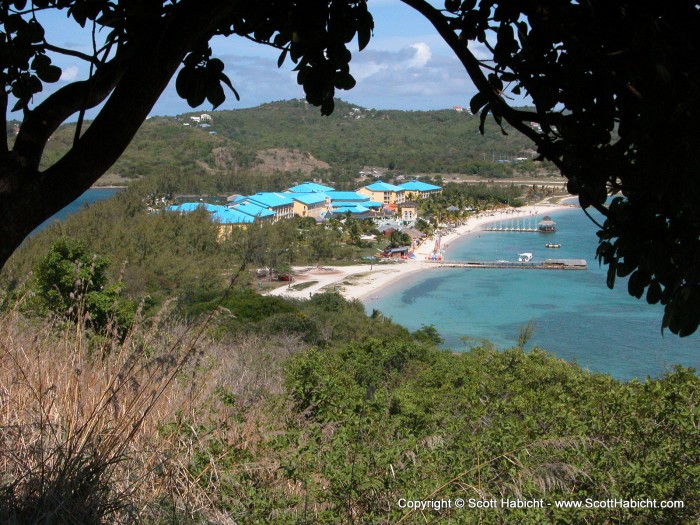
[266,202,576,302]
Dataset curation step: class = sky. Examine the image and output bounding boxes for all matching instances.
[27,0,491,118]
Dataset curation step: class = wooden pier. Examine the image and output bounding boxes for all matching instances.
[482,227,539,232]
[429,259,587,270]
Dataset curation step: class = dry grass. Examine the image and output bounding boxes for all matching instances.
[0,305,303,524]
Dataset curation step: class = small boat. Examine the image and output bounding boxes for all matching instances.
[545,243,562,248]
[518,252,533,262]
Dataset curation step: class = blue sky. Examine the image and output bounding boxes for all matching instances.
[29,0,490,117]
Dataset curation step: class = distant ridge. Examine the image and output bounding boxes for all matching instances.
[35,99,543,185]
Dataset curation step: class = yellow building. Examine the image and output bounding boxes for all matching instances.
[289,193,330,218]
[398,180,443,199]
[357,181,406,205]
[400,201,419,221]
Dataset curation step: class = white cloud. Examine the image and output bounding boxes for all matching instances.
[352,61,389,82]
[406,42,431,68]
[60,66,79,82]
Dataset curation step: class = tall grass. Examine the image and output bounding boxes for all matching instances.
[0,305,303,524]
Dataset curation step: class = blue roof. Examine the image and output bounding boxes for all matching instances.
[212,208,255,224]
[333,205,370,214]
[231,203,276,218]
[333,201,382,209]
[324,191,369,202]
[399,180,442,191]
[167,202,222,213]
[245,192,294,208]
[287,182,335,193]
[363,180,405,192]
[288,193,328,205]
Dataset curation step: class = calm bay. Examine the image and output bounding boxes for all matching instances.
[367,206,699,380]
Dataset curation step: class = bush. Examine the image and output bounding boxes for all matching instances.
[31,237,134,334]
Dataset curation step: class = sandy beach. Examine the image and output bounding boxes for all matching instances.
[267,201,577,302]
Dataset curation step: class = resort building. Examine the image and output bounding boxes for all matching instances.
[286,182,335,193]
[230,202,276,221]
[398,180,442,199]
[212,207,257,240]
[357,181,406,206]
[242,192,295,221]
[165,177,436,231]
[288,193,330,218]
[400,201,419,222]
[167,202,259,240]
[324,190,370,203]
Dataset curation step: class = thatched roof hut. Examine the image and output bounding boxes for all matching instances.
[537,215,556,232]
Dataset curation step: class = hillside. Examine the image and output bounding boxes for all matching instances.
[32,99,546,192]
[207,99,538,174]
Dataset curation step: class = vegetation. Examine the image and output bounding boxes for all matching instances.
[1,0,699,521]
[29,237,135,334]
[2,294,698,524]
[1,189,698,523]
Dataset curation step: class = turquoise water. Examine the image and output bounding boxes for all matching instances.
[367,208,699,380]
[33,188,123,233]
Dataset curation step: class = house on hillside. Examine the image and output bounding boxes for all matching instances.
[398,180,442,200]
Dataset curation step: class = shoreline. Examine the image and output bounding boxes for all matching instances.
[267,201,577,303]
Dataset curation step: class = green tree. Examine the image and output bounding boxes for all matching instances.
[344,217,363,246]
[309,227,334,264]
[388,229,411,248]
[412,324,444,345]
[32,238,133,332]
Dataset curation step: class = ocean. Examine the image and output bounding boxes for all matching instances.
[33,187,124,233]
[366,207,699,380]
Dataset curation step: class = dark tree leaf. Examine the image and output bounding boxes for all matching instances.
[37,64,62,83]
[470,91,488,115]
[206,81,225,109]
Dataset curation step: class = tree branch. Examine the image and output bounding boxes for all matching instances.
[13,59,125,170]
[400,0,544,144]
[43,43,101,66]
[39,0,239,205]
[400,0,611,219]
[0,88,8,160]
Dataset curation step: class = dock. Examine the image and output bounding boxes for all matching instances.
[429,259,587,270]
[482,227,539,232]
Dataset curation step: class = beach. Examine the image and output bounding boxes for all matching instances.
[267,202,576,302]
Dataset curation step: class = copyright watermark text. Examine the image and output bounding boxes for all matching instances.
[396,497,684,511]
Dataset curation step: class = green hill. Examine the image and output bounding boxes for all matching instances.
[33,99,547,194]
